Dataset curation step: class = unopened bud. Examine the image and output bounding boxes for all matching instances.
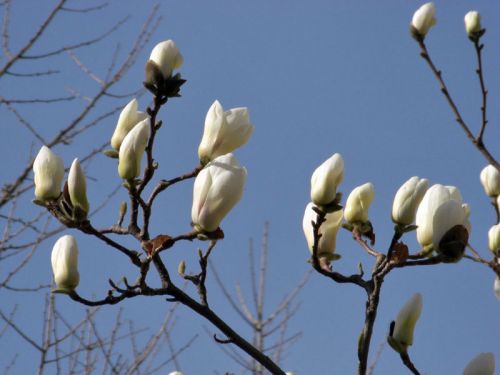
[464,11,482,38]
[119,201,127,218]
[178,260,186,275]
[462,352,495,375]
[411,3,437,40]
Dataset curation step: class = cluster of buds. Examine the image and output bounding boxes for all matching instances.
[33,146,90,222]
[302,153,345,263]
[37,39,255,289]
[480,164,500,299]
[33,147,86,291]
[411,3,485,42]
[191,99,254,234]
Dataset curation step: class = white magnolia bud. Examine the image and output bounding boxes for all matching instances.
[411,3,437,38]
[191,153,247,232]
[392,176,429,225]
[33,145,65,201]
[488,224,500,257]
[494,277,500,301]
[464,11,482,36]
[68,158,89,216]
[344,183,374,224]
[462,352,495,375]
[198,100,254,164]
[480,165,500,197]
[110,99,148,150]
[302,202,343,257]
[149,40,183,79]
[388,293,423,354]
[118,119,150,180]
[51,235,79,292]
[415,184,470,254]
[310,153,344,206]
[168,372,183,375]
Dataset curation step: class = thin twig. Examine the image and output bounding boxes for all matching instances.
[472,36,488,144]
[400,351,421,375]
[416,37,498,169]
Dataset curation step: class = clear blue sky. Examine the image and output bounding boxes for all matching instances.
[1,1,499,374]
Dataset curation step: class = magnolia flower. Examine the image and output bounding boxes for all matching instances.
[198,100,254,164]
[392,176,429,226]
[464,11,482,37]
[33,145,65,201]
[462,352,495,375]
[149,40,183,79]
[494,277,500,300]
[344,183,375,224]
[51,235,79,292]
[110,99,148,150]
[310,153,344,206]
[415,184,470,259]
[488,224,500,257]
[302,202,343,258]
[480,165,500,197]
[118,119,150,180]
[68,158,89,217]
[411,3,437,38]
[388,293,423,354]
[168,372,183,375]
[191,153,247,232]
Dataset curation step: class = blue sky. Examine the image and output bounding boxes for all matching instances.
[1,1,499,374]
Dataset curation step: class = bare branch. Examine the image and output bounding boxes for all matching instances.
[22,16,129,60]
[415,37,498,169]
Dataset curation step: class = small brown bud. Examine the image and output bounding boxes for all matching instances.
[178,260,186,275]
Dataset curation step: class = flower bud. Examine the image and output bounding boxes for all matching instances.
[480,165,500,197]
[302,202,343,258]
[198,100,254,164]
[488,224,500,257]
[388,293,423,354]
[68,158,89,217]
[494,277,500,301]
[411,3,437,39]
[178,260,186,275]
[191,153,247,232]
[110,99,148,150]
[51,235,80,292]
[392,176,429,225]
[150,40,183,79]
[344,183,374,224]
[33,145,65,201]
[462,352,495,375]
[310,153,344,206]
[168,372,183,375]
[118,119,150,180]
[464,11,482,37]
[416,184,470,256]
